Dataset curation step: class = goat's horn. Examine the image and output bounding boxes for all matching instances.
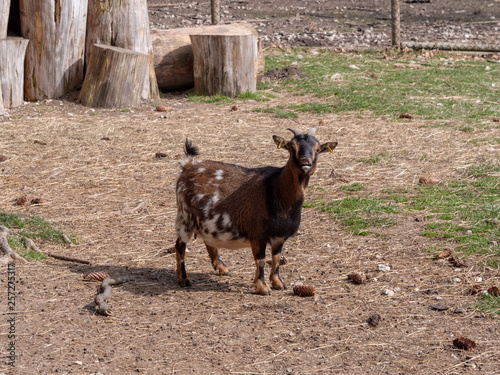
[287,128,303,137]
[307,127,317,137]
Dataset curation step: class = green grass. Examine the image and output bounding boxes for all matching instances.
[305,164,499,257]
[187,91,274,105]
[0,211,74,261]
[474,294,500,316]
[318,196,400,235]
[258,49,500,121]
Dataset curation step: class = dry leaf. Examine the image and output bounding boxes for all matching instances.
[488,286,500,297]
[156,105,173,112]
[30,197,45,205]
[155,152,168,158]
[15,196,27,206]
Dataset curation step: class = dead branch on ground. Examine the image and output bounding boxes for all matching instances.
[24,237,90,264]
[0,226,28,264]
[95,276,129,316]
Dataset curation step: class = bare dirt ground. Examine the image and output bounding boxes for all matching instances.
[148,0,500,48]
[1,86,500,374]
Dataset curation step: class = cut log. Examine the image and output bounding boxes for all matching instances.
[403,41,500,52]
[79,44,149,108]
[190,25,260,97]
[20,0,88,100]
[0,37,28,108]
[86,0,159,101]
[0,0,10,39]
[151,24,264,91]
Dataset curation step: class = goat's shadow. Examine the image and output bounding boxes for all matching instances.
[61,260,249,300]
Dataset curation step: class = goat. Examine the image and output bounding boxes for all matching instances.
[174,127,337,295]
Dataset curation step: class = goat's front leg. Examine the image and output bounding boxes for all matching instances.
[270,242,286,290]
[251,240,272,295]
[205,244,231,276]
[175,238,191,287]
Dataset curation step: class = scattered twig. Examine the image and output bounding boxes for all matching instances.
[24,237,90,264]
[0,226,28,264]
[95,276,129,316]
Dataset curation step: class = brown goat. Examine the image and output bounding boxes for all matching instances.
[174,127,337,295]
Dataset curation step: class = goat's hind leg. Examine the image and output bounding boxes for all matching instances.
[206,244,231,276]
[175,238,191,287]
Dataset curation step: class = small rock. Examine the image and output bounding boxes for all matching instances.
[473,276,482,283]
[330,72,343,81]
[452,278,461,283]
[430,304,449,311]
[377,264,390,272]
[381,289,394,296]
[367,313,381,327]
[349,64,360,70]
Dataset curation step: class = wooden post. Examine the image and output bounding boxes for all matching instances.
[79,44,149,108]
[20,0,88,100]
[190,25,259,97]
[0,0,10,38]
[0,37,28,108]
[211,0,220,25]
[151,24,265,91]
[86,0,159,101]
[391,0,401,48]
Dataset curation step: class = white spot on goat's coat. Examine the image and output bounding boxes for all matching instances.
[197,167,206,173]
[222,213,232,228]
[214,170,224,180]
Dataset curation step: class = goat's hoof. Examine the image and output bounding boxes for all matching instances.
[255,284,272,295]
[218,269,231,276]
[178,279,191,287]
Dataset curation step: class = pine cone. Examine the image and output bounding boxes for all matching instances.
[437,248,453,259]
[488,286,500,297]
[348,272,367,285]
[453,336,477,351]
[367,313,381,327]
[293,285,316,297]
[83,272,110,282]
[449,256,466,267]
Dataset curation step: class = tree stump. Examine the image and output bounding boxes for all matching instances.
[151,24,264,92]
[86,0,159,101]
[0,37,28,108]
[79,44,149,108]
[20,0,88,100]
[190,25,259,97]
[0,0,10,38]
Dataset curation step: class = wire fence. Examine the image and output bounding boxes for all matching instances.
[148,0,500,50]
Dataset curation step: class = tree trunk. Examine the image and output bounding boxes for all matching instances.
[152,24,265,92]
[0,0,10,38]
[86,0,159,101]
[0,37,28,108]
[391,0,401,48]
[20,0,88,100]
[190,25,260,97]
[79,44,149,108]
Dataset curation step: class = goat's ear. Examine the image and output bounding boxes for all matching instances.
[319,141,338,154]
[273,135,289,150]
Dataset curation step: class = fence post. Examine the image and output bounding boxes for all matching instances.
[391,0,401,48]
[211,0,220,25]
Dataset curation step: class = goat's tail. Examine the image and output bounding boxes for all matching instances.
[179,138,200,168]
[184,138,200,157]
